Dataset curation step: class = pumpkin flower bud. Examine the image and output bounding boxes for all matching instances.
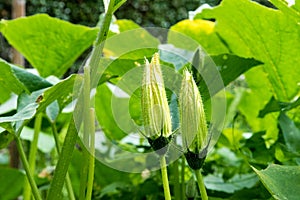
[141,53,172,154]
[179,69,208,170]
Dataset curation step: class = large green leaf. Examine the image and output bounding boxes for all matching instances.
[12,65,52,92]
[0,168,25,200]
[197,0,300,101]
[253,164,300,200]
[0,59,28,95]
[0,59,52,100]
[0,14,98,77]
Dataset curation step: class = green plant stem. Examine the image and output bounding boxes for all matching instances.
[195,169,208,200]
[173,159,181,200]
[47,119,78,200]
[181,157,185,199]
[50,122,76,200]
[78,0,116,198]
[15,137,42,200]
[86,108,95,200]
[89,0,115,85]
[16,120,29,137]
[79,148,89,200]
[23,113,42,200]
[79,59,92,200]
[160,156,171,200]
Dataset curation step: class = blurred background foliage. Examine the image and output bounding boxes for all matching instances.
[0,0,273,65]
[0,1,298,199]
[0,0,221,27]
[0,0,221,69]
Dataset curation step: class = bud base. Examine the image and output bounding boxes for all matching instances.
[185,149,207,170]
[147,136,171,155]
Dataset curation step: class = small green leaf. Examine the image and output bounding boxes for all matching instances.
[46,101,60,122]
[252,164,300,200]
[0,103,38,123]
[0,14,98,77]
[95,84,127,140]
[279,113,300,153]
[0,59,27,95]
[0,168,25,200]
[198,53,262,101]
[259,96,300,118]
[99,182,129,198]
[0,130,14,149]
[12,65,52,92]
[270,0,300,23]
[0,58,52,94]
[212,54,263,87]
[0,123,14,134]
[204,173,258,193]
[242,132,274,165]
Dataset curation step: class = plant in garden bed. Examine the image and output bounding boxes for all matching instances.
[0,0,300,199]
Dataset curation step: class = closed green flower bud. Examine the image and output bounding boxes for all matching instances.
[179,70,208,169]
[141,53,172,155]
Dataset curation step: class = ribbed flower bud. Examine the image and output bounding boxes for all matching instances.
[179,70,208,169]
[141,53,172,155]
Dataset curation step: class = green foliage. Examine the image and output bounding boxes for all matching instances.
[0,14,98,77]
[204,173,258,193]
[0,168,25,200]
[0,0,299,199]
[196,0,300,102]
[253,164,300,200]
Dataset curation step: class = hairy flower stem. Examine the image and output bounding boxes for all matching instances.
[79,0,118,199]
[181,157,186,199]
[23,113,42,200]
[173,159,181,200]
[195,169,208,200]
[16,136,42,200]
[160,156,171,200]
[86,109,96,200]
[46,119,78,200]
[50,122,76,200]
